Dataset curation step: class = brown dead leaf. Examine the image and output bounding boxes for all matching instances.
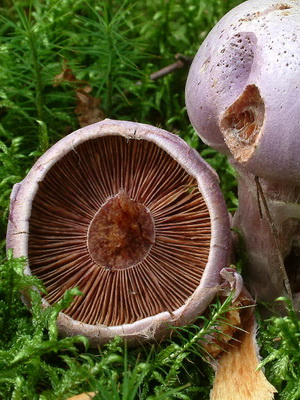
[54,61,105,127]
[75,86,105,127]
[53,61,77,86]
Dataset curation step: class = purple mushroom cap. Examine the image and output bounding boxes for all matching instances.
[186,0,300,184]
[7,119,231,345]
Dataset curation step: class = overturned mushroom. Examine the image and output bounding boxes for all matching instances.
[7,119,231,345]
[7,119,275,399]
[185,0,300,304]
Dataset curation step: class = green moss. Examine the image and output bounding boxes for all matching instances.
[0,251,247,399]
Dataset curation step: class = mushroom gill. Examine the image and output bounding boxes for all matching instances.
[28,135,211,327]
[220,84,265,163]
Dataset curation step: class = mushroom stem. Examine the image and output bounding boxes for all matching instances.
[203,268,277,400]
[210,310,276,400]
[66,393,96,400]
[232,162,300,303]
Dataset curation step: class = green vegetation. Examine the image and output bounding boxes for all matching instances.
[0,250,243,399]
[0,1,299,399]
[259,298,300,400]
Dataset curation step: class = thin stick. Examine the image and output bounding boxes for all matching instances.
[255,176,292,299]
[150,54,193,80]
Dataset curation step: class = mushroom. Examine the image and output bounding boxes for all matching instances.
[6,119,231,345]
[185,0,300,304]
[7,119,276,399]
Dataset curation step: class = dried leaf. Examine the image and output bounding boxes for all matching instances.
[75,87,105,127]
[53,61,77,86]
[54,61,105,127]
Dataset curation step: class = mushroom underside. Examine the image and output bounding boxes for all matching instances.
[28,135,212,327]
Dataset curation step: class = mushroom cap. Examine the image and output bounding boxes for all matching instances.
[185,0,300,184]
[6,119,230,346]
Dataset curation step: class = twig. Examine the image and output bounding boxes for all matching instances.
[135,54,194,86]
[149,54,194,80]
[255,176,292,299]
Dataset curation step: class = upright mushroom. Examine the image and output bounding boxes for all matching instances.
[7,119,231,345]
[185,0,300,304]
